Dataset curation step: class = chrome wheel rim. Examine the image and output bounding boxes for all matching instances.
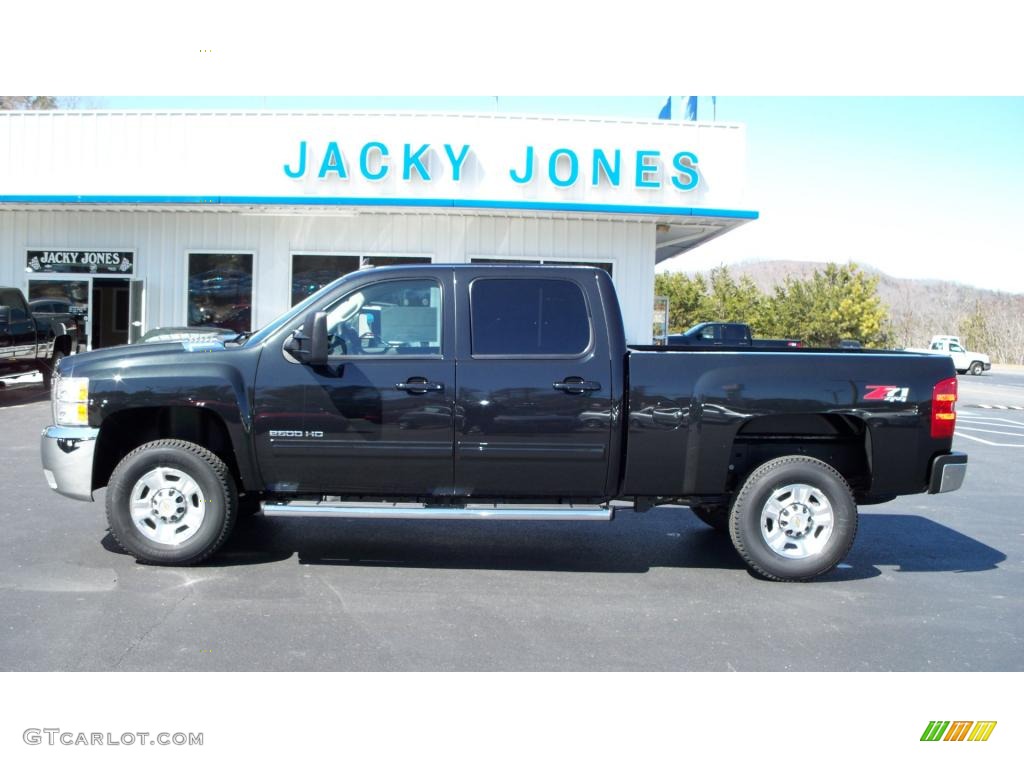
[130,466,207,546]
[760,483,834,560]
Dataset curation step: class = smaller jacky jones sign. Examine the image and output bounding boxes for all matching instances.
[27,250,134,275]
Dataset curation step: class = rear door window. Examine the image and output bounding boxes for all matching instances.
[470,278,591,356]
[722,324,747,343]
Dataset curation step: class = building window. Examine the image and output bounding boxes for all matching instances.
[470,257,613,276]
[291,254,360,306]
[470,278,591,357]
[291,254,432,306]
[187,253,254,332]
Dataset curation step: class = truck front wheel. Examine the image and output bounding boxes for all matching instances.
[728,456,857,581]
[969,361,984,376]
[105,439,237,566]
[40,349,65,389]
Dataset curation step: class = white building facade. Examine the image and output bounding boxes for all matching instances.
[0,111,756,349]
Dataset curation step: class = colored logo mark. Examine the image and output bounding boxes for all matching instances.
[921,721,997,742]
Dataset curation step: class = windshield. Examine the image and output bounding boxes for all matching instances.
[241,272,355,347]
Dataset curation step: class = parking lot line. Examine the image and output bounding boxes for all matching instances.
[955,426,1024,437]
[957,416,1024,427]
[955,432,1024,447]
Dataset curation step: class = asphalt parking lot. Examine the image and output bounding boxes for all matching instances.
[1,369,1021,671]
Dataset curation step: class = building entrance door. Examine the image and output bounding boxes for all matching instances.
[28,276,140,351]
[91,278,131,348]
[25,249,139,351]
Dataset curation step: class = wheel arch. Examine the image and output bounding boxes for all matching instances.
[54,334,73,356]
[93,406,249,494]
[724,413,871,496]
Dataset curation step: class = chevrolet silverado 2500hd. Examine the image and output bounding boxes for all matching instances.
[40,265,967,581]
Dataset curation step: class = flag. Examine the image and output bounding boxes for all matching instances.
[658,97,671,120]
[683,96,698,121]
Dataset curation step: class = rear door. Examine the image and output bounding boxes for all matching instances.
[453,270,614,499]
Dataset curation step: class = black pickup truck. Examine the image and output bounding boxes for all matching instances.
[1,286,75,388]
[40,265,967,581]
[667,322,803,348]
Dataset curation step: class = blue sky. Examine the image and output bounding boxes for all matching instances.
[95,96,1024,293]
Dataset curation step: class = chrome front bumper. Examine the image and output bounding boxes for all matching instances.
[40,425,99,501]
[928,451,968,494]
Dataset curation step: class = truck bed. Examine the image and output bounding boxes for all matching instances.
[621,346,956,499]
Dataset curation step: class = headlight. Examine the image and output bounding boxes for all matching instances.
[53,376,90,426]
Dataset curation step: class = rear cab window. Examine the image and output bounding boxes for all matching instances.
[722,324,748,343]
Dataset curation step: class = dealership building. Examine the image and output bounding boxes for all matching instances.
[0,111,756,349]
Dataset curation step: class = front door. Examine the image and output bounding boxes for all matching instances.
[253,271,456,496]
[0,288,36,362]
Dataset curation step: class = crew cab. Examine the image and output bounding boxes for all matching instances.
[908,338,991,376]
[1,286,74,387]
[40,266,967,581]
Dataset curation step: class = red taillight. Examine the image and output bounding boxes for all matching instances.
[931,376,958,439]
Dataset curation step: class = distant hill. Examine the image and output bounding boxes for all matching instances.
[685,260,1024,363]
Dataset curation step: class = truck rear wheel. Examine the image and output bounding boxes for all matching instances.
[105,439,237,566]
[728,456,857,581]
[691,505,729,532]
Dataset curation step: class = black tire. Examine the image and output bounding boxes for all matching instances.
[969,361,984,376]
[728,455,857,582]
[41,349,65,389]
[691,505,729,532]
[105,439,237,566]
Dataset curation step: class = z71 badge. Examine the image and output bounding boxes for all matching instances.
[864,385,910,403]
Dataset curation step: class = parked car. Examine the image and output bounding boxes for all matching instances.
[40,266,966,581]
[908,339,991,376]
[1,286,75,387]
[29,298,87,352]
[839,339,862,350]
[667,322,803,348]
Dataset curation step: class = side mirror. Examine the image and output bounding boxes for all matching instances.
[286,310,329,365]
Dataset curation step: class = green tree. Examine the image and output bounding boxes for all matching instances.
[654,271,708,333]
[654,262,892,348]
[769,263,891,347]
[0,96,59,110]
[959,302,993,352]
[703,266,765,329]
[655,266,767,334]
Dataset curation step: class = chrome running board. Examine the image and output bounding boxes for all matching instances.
[259,501,613,521]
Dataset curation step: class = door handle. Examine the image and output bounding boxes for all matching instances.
[395,378,444,394]
[552,378,602,394]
